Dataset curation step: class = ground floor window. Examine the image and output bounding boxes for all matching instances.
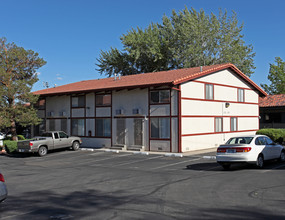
[150,117,170,139]
[34,120,46,136]
[96,118,111,137]
[49,119,55,131]
[215,117,223,133]
[72,119,85,136]
[230,117,237,131]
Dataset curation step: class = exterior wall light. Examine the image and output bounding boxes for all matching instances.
[225,102,230,108]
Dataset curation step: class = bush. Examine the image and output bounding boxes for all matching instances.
[256,129,285,144]
[3,140,18,154]
[17,135,25,140]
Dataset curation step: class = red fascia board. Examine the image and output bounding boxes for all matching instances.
[34,82,173,97]
[172,63,267,97]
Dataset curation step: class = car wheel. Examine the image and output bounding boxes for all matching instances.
[72,141,80,151]
[256,154,264,168]
[279,150,285,162]
[221,163,231,170]
[38,146,48,157]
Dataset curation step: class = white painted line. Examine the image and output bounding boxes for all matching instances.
[151,158,201,170]
[80,148,94,151]
[165,153,183,158]
[104,149,120,153]
[203,156,216,159]
[90,153,132,163]
[133,152,149,155]
[115,155,163,167]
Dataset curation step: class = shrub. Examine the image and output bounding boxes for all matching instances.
[3,140,18,154]
[256,129,285,144]
[17,135,25,140]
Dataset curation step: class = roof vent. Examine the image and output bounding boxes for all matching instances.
[200,66,203,72]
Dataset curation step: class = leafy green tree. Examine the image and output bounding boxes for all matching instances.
[0,37,46,140]
[97,7,255,77]
[261,57,285,95]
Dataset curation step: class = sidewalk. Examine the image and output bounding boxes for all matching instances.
[80,146,217,157]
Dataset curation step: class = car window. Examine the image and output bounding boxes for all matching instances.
[255,137,267,145]
[54,133,59,139]
[59,132,68,138]
[226,137,253,145]
[264,137,274,145]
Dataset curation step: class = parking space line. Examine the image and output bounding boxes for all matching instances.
[151,158,201,170]
[114,155,164,167]
[90,153,132,163]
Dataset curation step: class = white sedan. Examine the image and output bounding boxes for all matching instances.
[216,135,285,169]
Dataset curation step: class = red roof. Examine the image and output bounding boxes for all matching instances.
[34,63,267,96]
[259,94,285,107]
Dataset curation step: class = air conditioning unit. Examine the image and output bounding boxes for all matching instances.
[132,108,141,115]
[115,109,124,115]
[48,111,54,117]
[60,111,67,117]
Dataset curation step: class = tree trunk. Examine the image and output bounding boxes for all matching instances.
[11,120,18,141]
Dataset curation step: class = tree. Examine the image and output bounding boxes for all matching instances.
[97,7,255,77]
[261,57,285,95]
[0,37,46,140]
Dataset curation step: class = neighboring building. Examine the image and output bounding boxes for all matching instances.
[259,94,285,129]
[33,63,266,152]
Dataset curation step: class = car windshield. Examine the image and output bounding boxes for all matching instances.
[226,137,254,145]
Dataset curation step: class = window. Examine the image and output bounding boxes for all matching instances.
[238,89,244,102]
[72,119,85,136]
[205,84,214,100]
[215,117,223,132]
[255,137,266,145]
[150,90,170,104]
[150,117,170,139]
[72,95,85,108]
[61,119,67,133]
[230,117,237,131]
[96,94,111,106]
[59,132,68,138]
[35,98,46,110]
[226,137,253,145]
[54,133,59,139]
[49,119,55,131]
[96,118,111,137]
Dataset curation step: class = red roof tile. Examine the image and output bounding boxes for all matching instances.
[259,94,285,107]
[34,63,267,96]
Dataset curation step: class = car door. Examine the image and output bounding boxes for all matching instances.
[264,137,280,159]
[256,137,273,160]
[53,132,62,149]
[58,132,71,148]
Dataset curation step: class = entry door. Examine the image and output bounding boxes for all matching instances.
[134,119,143,146]
[116,118,126,145]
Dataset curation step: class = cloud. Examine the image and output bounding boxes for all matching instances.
[57,77,63,80]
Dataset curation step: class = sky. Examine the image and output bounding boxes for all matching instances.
[0,0,284,92]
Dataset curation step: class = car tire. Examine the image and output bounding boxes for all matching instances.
[72,141,80,151]
[221,163,231,170]
[279,150,285,162]
[256,154,264,168]
[38,146,48,157]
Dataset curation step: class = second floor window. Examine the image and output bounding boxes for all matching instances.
[238,89,245,102]
[150,90,170,104]
[96,94,111,106]
[205,84,214,100]
[72,95,85,108]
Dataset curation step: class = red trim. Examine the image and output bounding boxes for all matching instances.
[182,129,258,137]
[182,115,259,118]
[178,85,182,153]
[194,80,252,91]
[181,97,258,105]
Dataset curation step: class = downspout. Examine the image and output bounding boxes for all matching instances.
[177,85,182,153]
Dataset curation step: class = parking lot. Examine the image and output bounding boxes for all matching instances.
[1,148,285,219]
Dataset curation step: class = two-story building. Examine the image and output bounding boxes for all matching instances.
[33,63,267,152]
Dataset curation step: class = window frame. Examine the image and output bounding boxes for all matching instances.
[215,117,223,133]
[238,88,245,102]
[72,95,85,108]
[150,117,170,140]
[95,118,111,137]
[150,90,170,104]
[205,84,214,100]
[96,94,111,107]
[71,118,85,136]
[230,117,237,132]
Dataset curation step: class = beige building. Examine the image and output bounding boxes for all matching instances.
[33,63,267,152]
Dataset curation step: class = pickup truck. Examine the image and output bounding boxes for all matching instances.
[17,131,82,156]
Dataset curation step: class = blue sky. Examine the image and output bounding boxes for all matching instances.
[0,0,284,91]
